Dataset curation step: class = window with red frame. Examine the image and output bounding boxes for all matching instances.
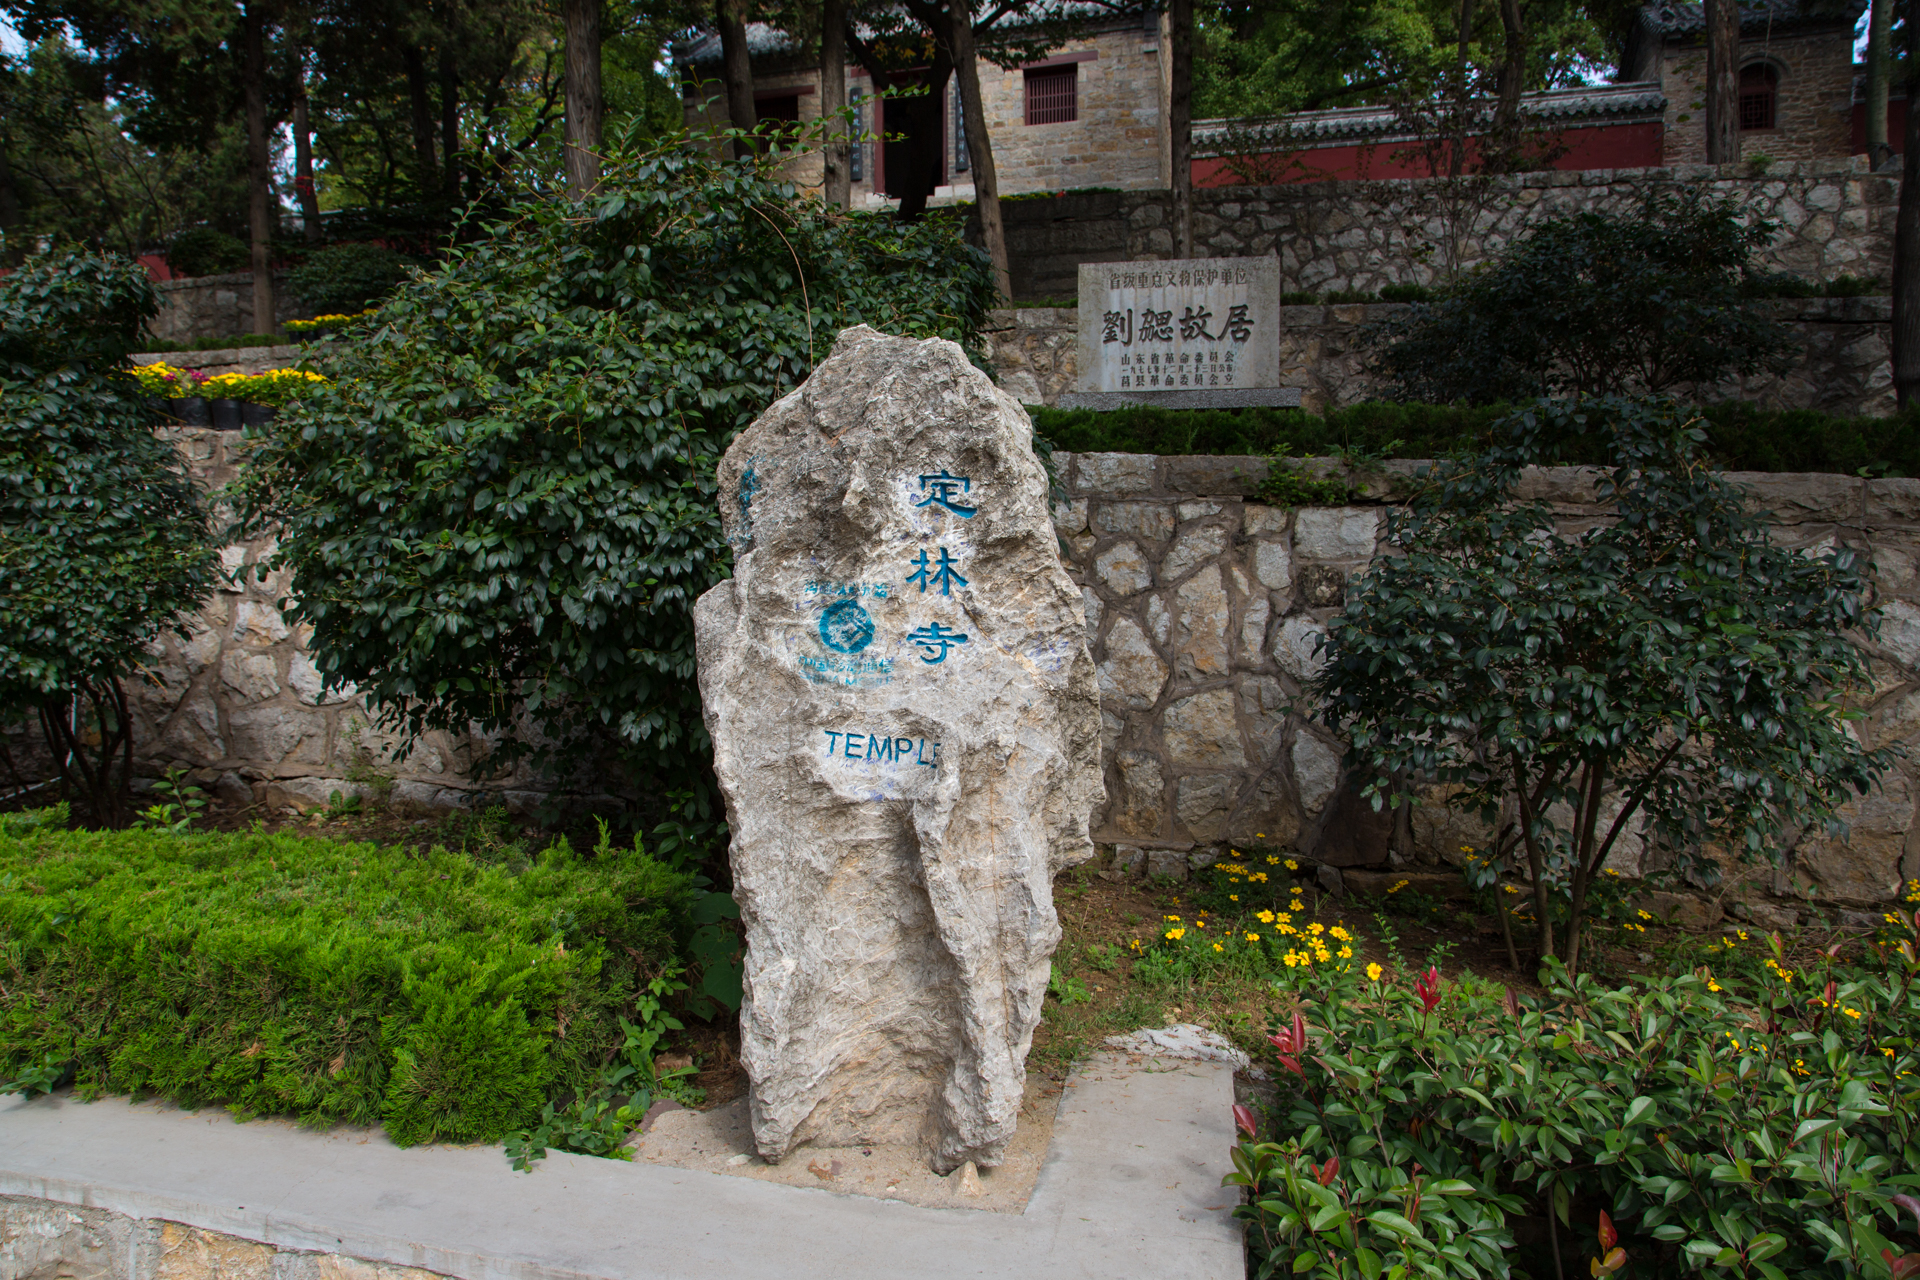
[1025,65,1077,125]
[1739,64,1777,131]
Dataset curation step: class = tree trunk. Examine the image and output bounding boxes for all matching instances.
[1170,0,1193,258]
[439,45,462,200]
[1868,0,1893,170]
[292,65,323,244]
[948,1,1010,296]
[717,0,758,159]
[1895,15,1920,408]
[403,44,439,190]
[1493,0,1526,148]
[1703,0,1739,165]
[820,0,849,207]
[243,2,276,336]
[0,141,20,263]
[563,0,603,197]
[1451,0,1474,178]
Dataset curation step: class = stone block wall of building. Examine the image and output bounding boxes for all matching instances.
[146,273,314,346]
[1655,31,1858,165]
[996,162,1895,300]
[982,296,1896,415]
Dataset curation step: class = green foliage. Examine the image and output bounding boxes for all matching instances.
[0,815,693,1147]
[1233,938,1920,1279]
[0,248,220,827]
[237,131,996,795]
[286,243,416,315]
[165,227,249,277]
[1372,190,1795,403]
[1032,399,1920,479]
[1315,398,1891,970]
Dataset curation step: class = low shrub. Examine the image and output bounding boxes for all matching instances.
[288,243,415,315]
[1029,401,1920,478]
[0,814,692,1148]
[166,228,249,278]
[1232,927,1920,1279]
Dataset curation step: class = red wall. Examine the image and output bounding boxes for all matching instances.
[1193,121,1666,187]
[1851,100,1910,155]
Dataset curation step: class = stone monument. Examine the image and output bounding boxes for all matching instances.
[1064,256,1297,410]
[693,326,1105,1173]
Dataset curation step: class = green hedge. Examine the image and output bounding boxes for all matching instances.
[0,811,691,1147]
[1030,402,1920,477]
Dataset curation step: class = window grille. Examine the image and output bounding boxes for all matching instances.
[1025,65,1077,125]
[1739,64,1777,131]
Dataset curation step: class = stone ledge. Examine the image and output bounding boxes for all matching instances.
[0,1057,1242,1280]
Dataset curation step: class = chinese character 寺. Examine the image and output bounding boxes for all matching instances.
[1101,309,1132,345]
[906,622,970,664]
[915,471,977,518]
[1179,306,1216,340]
[906,547,968,596]
[1138,308,1174,343]
[1225,304,1253,340]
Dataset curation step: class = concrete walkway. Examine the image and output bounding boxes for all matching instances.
[0,1053,1243,1280]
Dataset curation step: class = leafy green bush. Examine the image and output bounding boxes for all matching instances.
[238,129,996,796]
[0,249,220,828]
[1233,932,1920,1279]
[1316,399,1888,971]
[0,815,692,1148]
[1029,401,1920,478]
[1370,189,1795,403]
[287,242,415,315]
[165,227,249,278]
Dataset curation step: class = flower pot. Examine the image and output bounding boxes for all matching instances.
[240,401,277,427]
[168,397,210,426]
[209,398,242,431]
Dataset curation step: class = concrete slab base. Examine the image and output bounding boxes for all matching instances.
[0,1051,1243,1280]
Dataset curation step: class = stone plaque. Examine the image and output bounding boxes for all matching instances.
[1076,256,1281,394]
[694,326,1104,1172]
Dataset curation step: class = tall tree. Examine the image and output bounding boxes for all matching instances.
[1702,0,1738,164]
[945,0,1008,295]
[242,0,275,334]
[717,0,757,157]
[1868,0,1893,171]
[563,0,603,194]
[1895,4,1920,407]
[1170,0,1192,258]
[291,54,323,241]
[1493,0,1525,137]
[819,0,848,207]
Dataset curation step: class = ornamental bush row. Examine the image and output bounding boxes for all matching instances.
[1030,401,1920,478]
[1233,930,1920,1280]
[0,809,691,1147]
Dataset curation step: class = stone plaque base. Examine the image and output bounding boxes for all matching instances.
[1054,387,1303,411]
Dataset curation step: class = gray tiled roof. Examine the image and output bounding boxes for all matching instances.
[675,2,1154,66]
[1192,83,1668,153]
[1639,0,1865,37]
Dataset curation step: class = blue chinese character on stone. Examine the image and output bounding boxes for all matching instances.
[906,622,970,664]
[818,600,875,654]
[905,547,968,596]
[914,471,976,518]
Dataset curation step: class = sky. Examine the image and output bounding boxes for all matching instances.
[2,15,25,55]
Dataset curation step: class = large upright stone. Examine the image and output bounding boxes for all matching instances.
[694,327,1104,1173]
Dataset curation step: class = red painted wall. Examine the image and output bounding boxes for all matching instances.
[1193,121,1666,187]
[1850,100,1910,155]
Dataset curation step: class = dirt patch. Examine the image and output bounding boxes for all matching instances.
[629,1072,1064,1213]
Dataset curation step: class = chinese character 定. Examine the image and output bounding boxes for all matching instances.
[1224,304,1254,341]
[1139,308,1174,343]
[1101,309,1132,345]
[906,546,968,596]
[1179,306,1216,341]
[906,622,970,664]
[915,471,977,518]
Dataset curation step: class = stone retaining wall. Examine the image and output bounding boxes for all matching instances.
[983,298,1895,415]
[1000,161,1895,301]
[1050,451,1920,920]
[0,1196,445,1280]
[45,434,1919,921]
[147,273,312,347]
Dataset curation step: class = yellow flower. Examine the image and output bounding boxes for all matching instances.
[1213,942,1224,952]
[1245,932,1260,943]
[1389,880,1409,893]
[1274,912,1291,925]
[1284,859,1299,870]
[1884,1047,1897,1058]
[1266,855,1280,865]
[1165,928,1186,941]
[1308,922,1325,935]
[1329,926,1351,941]
[1708,980,1722,993]
[1503,884,1520,894]
[1256,910,1276,924]
[1164,915,1181,922]
[1229,894,1239,902]
[1366,962,1384,981]
[1337,946,1353,959]
[1844,1007,1863,1020]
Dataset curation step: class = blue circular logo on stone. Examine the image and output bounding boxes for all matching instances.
[818,600,876,654]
